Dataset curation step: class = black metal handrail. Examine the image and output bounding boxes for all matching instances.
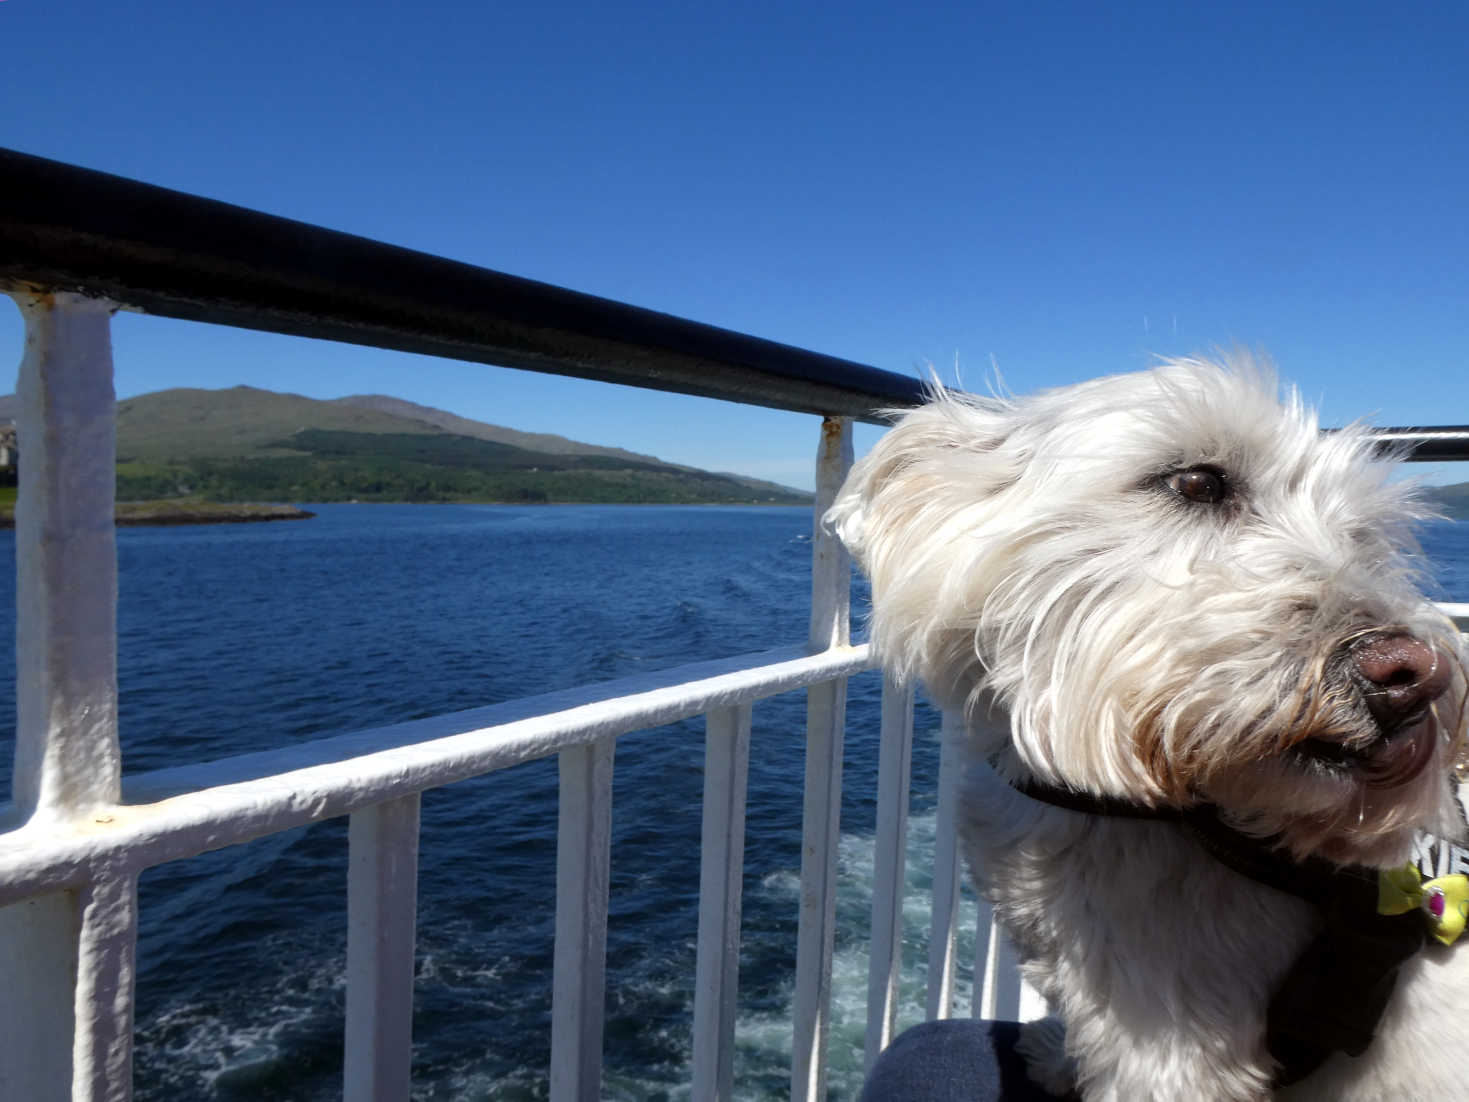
[1369,428,1469,463]
[2,147,1465,457]
[0,148,925,423]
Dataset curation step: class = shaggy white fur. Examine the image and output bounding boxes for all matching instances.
[829,357,1469,1101]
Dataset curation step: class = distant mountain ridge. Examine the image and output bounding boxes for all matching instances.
[0,386,812,506]
[331,394,667,466]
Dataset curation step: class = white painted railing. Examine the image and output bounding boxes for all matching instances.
[7,290,1465,1100]
[0,291,1034,1102]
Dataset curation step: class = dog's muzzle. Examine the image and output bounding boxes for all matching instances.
[1349,632,1452,734]
[1295,632,1452,784]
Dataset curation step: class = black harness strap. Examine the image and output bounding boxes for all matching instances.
[1014,779,1427,1086]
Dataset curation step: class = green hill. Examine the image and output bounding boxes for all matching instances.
[22,386,813,506]
[331,393,667,466]
[112,386,443,460]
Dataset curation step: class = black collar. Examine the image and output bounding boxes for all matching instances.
[1014,778,1348,901]
[1013,777,1428,1087]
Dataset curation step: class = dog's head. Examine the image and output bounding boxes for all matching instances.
[828,356,1466,863]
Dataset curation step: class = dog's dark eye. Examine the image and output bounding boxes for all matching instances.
[1166,467,1228,504]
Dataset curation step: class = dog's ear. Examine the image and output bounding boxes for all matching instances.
[825,395,1018,571]
[824,394,1021,700]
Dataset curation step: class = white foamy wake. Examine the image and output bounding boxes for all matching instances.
[136,947,346,1098]
[136,812,1002,1101]
[608,809,989,1102]
[730,811,985,1101]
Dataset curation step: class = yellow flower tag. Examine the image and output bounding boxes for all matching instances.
[1378,863,1469,946]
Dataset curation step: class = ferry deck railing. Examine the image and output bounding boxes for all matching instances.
[3,148,1469,1102]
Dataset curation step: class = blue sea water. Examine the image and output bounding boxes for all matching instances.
[1,505,1468,1100]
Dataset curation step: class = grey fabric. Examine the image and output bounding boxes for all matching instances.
[859,1020,1077,1102]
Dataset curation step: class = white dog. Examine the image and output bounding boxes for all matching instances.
[828,357,1468,1101]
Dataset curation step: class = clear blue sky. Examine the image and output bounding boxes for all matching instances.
[3,1,1466,490]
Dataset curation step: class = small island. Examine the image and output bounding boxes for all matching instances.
[113,501,315,526]
[0,498,314,528]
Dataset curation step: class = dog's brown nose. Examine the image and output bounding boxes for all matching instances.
[1351,633,1452,732]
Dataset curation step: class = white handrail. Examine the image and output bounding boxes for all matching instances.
[0,298,881,1102]
[0,645,873,904]
[2,287,1463,1101]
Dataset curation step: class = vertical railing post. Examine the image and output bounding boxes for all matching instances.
[791,416,853,1102]
[345,793,422,1102]
[0,291,127,1102]
[864,677,914,1069]
[551,739,615,1102]
[0,891,82,1101]
[968,700,1023,1022]
[692,703,754,1101]
[8,290,121,818]
[963,699,1046,1022]
[925,710,964,1020]
[975,905,1026,1020]
[806,418,853,655]
[72,873,139,1102]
